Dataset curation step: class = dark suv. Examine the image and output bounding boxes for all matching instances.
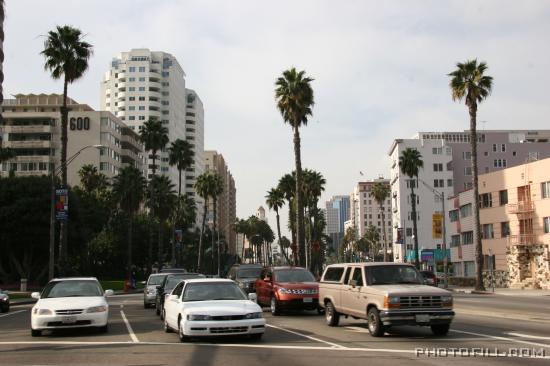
[155,273,204,319]
[227,264,263,294]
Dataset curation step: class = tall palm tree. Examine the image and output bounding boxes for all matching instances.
[41,25,93,270]
[139,118,169,177]
[147,175,176,271]
[171,194,197,266]
[168,139,194,196]
[302,169,325,269]
[370,182,391,262]
[112,166,146,280]
[78,164,109,196]
[448,59,493,291]
[278,173,297,262]
[195,172,215,272]
[275,68,315,267]
[399,148,424,269]
[265,187,289,264]
[210,173,224,272]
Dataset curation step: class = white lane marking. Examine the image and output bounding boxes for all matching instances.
[0,341,548,359]
[266,324,345,349]
[120,310,139,343]
[0,309,26,318]
[452,329,550,349]
[507,332,550,341]
[345,326,369,333]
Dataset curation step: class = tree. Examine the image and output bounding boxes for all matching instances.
[278,173,297,261]
[41,25,93,271]
[139,118,169,177]
[275,68,315,267]
[171,194,197,266]
[112,166,146,280]
[78,164,109,196]
[265,187,289,264]
[210,173,224,273]
[340,226,357,262]
[168,139,194,196]
[234,218,248,263]
[370,182,391,261]
[399,148,423,268]
[195,171,215,272]
[448,59,493,291]
[362,225,381,261]
[302,169,326,269]
[147,175,176,271]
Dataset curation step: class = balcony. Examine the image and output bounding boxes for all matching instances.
[5,140,53,149]
[506,201,535,214]
[5,125,52,133]
[509,234,538,246]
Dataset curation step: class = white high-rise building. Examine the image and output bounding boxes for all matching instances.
[100,49,205,225]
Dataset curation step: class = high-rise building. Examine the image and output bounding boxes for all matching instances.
[100,49,205,226]
[389,130,550,263]
[0,94,145,183]
[324,195,350,250]
[204,150,237,254]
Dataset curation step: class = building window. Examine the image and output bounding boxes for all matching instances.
[406,228,412,237]
[139,87,145,91]
[463,151,472,160]
[129,87,135,92]
[480,193,492,208]
[139,77,146,82]
[129,77,135,82]
[447,179,453,187]
[501,222,510,237]
[460,203,472,218]
[542,181,550,199]
[100,162,109,171]
[129,67,136,72]
[162,71,169,77]
[129,96,135,101]
[501,144,506,152]
[128,106,135,111]
[451,235,461,247]
[139,116,145,120]
[139,66,146,72]
[492,144,497,152]
[433,179,444,188]
[544,217,550,234]
[484,151,488,156]
[512,151,517,157]
[464,167,472,176]
[432,147,442,155]
[433,163,443,172]
[482,224,494,239]
[449,210,459,222]
[499,189,508,205]
[461,231,474,245]
[139,106,145,111]
[129,116,135,120]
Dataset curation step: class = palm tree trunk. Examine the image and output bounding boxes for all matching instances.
[197,199,207,272]
[151,150,156,176]
[148,215,153,274]
[411,183,420,269]
[381,203,387,262]
[178,168,182,196]
[158,221,163,271]
[212,197,217,274]
[293,127,306,267]
[275,209,289,264]
[58,78,69,275]
[127,215,133,280]
[241,234,246,263]
[469,103,485,291]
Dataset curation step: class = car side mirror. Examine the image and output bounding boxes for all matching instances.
[31,292,41,299]
[104,289,114,297]
[140,281,146,285]
[169,294,179,301]
[248,293,258,303]
[349,280,358,288]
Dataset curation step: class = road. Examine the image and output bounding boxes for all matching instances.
[1,293,549,365]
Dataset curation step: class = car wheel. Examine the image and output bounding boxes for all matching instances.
[0,305,8,313]
[98,324,108,333]
[143,301,149,309]
[431,324,450,336]
[164,319,172,333]
[31,329,42,337]
[270,296,281,316]
[178,319,188,342]
[367,307,385,337]
[325,301,340,327]
[250,333,263,341]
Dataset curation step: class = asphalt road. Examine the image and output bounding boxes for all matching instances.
[1,293,549,365]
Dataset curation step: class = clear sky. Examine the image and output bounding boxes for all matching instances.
[3,1,550,237]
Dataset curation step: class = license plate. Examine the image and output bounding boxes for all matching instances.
[303,297,313,303]
[415,314,430,323]
[62,316,77,324]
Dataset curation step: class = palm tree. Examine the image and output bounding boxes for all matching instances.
[234,218,248,263]
[112,166,146,280]
[370,182,391,261]
[41,25,93,270]
[265,187,289,264]
[195,171,215,272]
[168,139,194,196]
[448,59,493,291]
[302,169,326,269]
[147,175,176,271]
[78,164,109,196]
[275,68,315,267]
[399,148,424,269]
[139,118,169,177]
[171,194,197,266]
[210,173,224,273]
[278,173,296,261]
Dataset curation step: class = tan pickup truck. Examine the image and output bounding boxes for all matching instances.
[319,262,454,337]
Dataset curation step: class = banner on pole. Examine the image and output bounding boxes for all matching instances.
[55,188,69,221]
[432,213,443,239]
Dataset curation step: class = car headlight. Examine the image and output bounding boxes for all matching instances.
[278,287,288,294]
[146,288,156,295]
[308,288,319,294]
[33,308,53,315]
[244,312,263,319]
[441,295,453,304]
[238,282,246,288]
[87,305,108,313]
[387,296,400,304]
[187,314,212,321]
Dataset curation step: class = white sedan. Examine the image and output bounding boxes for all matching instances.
[163,278,266,341]
[30,277,114,336]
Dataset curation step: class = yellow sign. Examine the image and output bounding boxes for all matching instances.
[432,214,443,239]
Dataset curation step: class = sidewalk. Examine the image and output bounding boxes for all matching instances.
[449,286,550,297]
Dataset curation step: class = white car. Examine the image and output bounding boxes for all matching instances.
[30,277,114,337]
[163,278,266,341]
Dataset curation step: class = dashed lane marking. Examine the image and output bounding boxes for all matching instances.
[120,310,139,343]
[507,332,550,341]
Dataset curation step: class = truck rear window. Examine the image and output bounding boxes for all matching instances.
[322,267,344,282]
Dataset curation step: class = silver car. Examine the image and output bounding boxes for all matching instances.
[143,274,168,309]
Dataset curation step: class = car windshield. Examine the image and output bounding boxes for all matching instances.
[275,269,316,283]
[165,274,204,289]
[41,280,103,298]
[183,282,247,302]
[147,275,166,286]
[365,265,423,285]
[237,268,262,279]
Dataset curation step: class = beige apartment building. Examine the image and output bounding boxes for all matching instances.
[448,157,550,289]
[204,150,237,254]
[0,94,145,185]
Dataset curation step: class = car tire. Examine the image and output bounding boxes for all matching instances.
[1,305,8,313]
[367,307,385,337]
[31,329,42,337]
[178,319,188,342]
[143,302,149,309]
[250,333,263,341]
[431,324,450,336]
[164,319,172,333]
[270,296,281,316]
[98,324,108,333]
[325,301,340,327]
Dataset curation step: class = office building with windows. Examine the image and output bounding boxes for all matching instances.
[324,195,350,251]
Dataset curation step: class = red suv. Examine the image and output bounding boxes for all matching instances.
[255,266,320,315]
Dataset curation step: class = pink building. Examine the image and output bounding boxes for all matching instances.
[448,158,550,289]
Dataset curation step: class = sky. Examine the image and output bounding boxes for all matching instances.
[4,0,550,237]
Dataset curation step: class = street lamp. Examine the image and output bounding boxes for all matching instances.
[49,144,103,280]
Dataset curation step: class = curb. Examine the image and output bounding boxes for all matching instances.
[449,288,495,295]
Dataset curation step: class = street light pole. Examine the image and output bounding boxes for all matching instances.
[48,144,103,280]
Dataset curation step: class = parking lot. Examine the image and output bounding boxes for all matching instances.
[1,293,550,366]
